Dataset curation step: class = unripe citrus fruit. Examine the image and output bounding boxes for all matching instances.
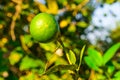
[30,13,59,43]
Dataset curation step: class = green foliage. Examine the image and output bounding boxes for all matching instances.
[84,43,120,71]
[0,0,120,80]
[78,45,86,70]
[9,47,24,65]
[20,56,45,73]
[66,50,76,64]
[88,48,103,66]
[103,42,120,65]
[114,71,120,78]
[84,56,100,71]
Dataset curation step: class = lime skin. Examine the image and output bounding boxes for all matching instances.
[30,13,59,43]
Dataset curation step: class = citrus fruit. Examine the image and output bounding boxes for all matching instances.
[30,13,59,43]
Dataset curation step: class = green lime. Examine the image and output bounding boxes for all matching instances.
[30,13,59,43]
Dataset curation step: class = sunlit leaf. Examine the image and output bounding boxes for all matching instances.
[87,48,103,66]
[9,47,24,65]
[106,0,115,4]
[103,43,120,65]
[20,56,45,72]
[66,50,76,64]
[40,42,57,52]
[77,21,88,28]
[19,72,35,80]
[77,45,86,70]
[37,3,47,12]
[68,24,76,32]
[47,0,58,14]
[23,34,33,47]
[0,77,4,80]
[114,71,120,78]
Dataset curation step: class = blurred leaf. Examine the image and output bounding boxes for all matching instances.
[46,54,59,69]
[114,71,120,78]
[106,0,115,4]
[55,57,68,65]
[77,21,88,28]
[87,48,103,66]
[44,64,78,74]
[57,0,67,5]
[84,56,100,71]
[40,42,57,52]
[68,24,76,32]
[96,73,106,80]
[74,0,83,4]
[0,77,4,80]
[66,50,76,64]
[111,27,120,41]
[107,62,115,75]
[112,61,120,69]
[107,65,115,75]
[37,3,48,12]
[9,47,24,65]
[20,56,45,72]
[77,45,86,70]
[49,74,59,80]
[19,72,35,80]
[103,43,120,65]
[112,78,120,80]
[23,34,33,47]
[47,0,58,14]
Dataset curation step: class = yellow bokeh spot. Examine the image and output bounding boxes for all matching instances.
[2,38,8,44]
[71,3,76,10]
[0,24,3,29]
[7,12,12,17]
[10,53,20,61]
[37,3,47,12]
[60,20,68,28]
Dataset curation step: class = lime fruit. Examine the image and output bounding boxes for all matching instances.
[30,13,59,43]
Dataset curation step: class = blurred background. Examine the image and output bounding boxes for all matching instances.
[0,0,120,80]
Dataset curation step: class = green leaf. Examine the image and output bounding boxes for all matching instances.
[77,45,86,70]
[107,62,115,74]
[74,0,83,4]
[19,72,35,80]
[76,21,88,28]
[87,48,103,66]
[66,50,76,64]
[44,64,78,74]
[20,56,45,71]
[114,71,120,78]
[23,34,33,47]
[0,77,4,80]
[9,47,24,65]
[84,56,100,71]
[103,43,120,65]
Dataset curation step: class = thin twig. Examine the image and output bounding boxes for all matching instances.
[73,0,89,15]
[10,0,22,41]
